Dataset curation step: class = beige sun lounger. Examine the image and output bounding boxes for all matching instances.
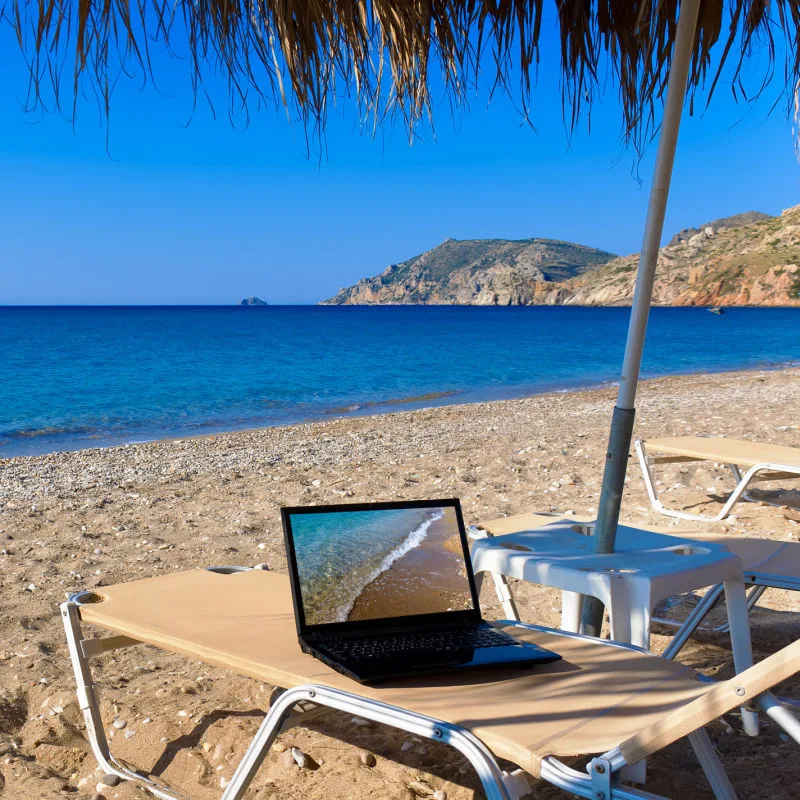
[635,436,800,521]
[63,566,800,800]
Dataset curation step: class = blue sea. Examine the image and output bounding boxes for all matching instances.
[1,305,799,457]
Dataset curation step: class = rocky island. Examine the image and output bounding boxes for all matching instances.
[240,296,269,306]
[324,207,800,307]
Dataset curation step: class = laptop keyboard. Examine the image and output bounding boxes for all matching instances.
[322,628,517,659]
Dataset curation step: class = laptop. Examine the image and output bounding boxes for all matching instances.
[281,498,561,683]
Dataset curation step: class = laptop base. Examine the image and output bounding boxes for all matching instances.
[301,622,561,684]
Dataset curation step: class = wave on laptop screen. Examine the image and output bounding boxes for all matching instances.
[291,506,474,625]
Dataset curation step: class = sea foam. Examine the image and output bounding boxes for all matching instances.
[335,509,444,622]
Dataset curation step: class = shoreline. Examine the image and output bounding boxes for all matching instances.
[2,360,799,460]
[347,507,472,622]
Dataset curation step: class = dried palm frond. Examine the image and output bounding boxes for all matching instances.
[4,0,800,149]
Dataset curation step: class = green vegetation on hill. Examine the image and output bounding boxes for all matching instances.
[668,211,774,246]
[384,237,615,283]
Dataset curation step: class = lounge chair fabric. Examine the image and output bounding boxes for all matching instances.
[618,638,799,764]
[79,568,740,774]
[480,512,593,536]
[663,532,800,583]
[642,437,800,469]
[635,436,800,521]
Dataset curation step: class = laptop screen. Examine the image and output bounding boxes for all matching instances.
[283,501,477,628]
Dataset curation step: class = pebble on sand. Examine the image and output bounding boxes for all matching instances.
[408,779,434,796]
[291,747,315,768]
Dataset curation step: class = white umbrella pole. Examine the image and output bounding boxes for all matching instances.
[582,0,702,635]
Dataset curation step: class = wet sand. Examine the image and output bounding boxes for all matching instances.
[348,507,473,621]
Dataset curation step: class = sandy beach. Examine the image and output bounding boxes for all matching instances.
[1,367,799,799]
[348,507,473,621]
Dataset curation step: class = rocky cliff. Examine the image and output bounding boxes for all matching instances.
[559,205,800,306]
[324,207,800,307]
[323,238,616,305]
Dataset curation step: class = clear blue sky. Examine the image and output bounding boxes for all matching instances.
[0,15,798,305]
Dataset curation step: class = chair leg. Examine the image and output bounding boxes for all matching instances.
[729,466,752,502]
[730,465,800,509]
[757,692,800,745]
[226,685,517,800]
[665,579,759,736]
[540,756,672,800]
[661,583,726,660]
[721,576,759,737]
[632,440,722,521]
[687,730,737,800]
[61,600,181,800]
[634,440,762,522]
[635,440,671,518]
[654,583,767,637]
[712,585,767,635]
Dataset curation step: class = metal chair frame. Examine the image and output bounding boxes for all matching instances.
[634,439,800,523]
[62,567,741,800]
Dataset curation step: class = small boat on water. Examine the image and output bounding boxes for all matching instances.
[708,306,724,315]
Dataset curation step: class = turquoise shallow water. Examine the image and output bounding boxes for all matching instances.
[291,507,441,624]
[1,305,799,456]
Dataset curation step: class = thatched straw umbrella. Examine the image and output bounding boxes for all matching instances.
[8,2,800,150]
[8,0,800,634]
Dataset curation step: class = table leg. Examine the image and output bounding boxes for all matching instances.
[723,575,759,736]
[602,580,650,785]
[628,604,652,652]
[560,591,584,632]
[606,579,651,651]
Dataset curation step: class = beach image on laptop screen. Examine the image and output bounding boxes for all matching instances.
[291,505,474,625]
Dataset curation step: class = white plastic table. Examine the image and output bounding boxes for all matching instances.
[471,517,758,736]
[470,516,757,735]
